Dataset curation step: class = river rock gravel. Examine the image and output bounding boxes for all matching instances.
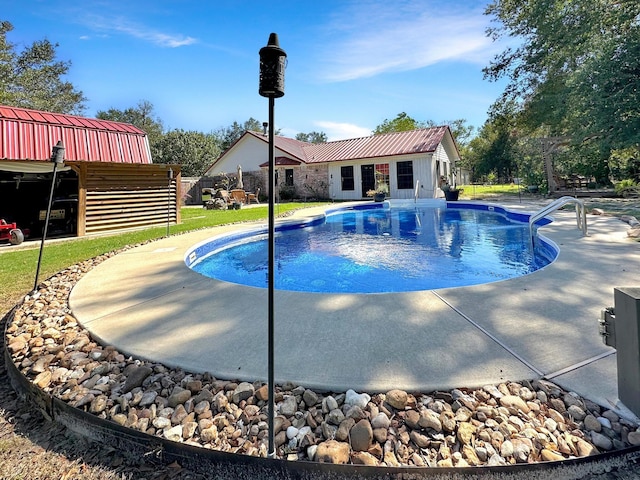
[5,248,640,471]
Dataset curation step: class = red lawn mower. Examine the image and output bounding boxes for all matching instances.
[0,220,25,245]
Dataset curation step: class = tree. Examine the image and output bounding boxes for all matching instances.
[465,105,519,182]
[96,100,164,159]
[373,112,429,134]
[295,131,327,144]
[215,118,265,152]
[154,129,221,177]
[484,0,640,151]
[444,119,475,149]
[0,20,86,114]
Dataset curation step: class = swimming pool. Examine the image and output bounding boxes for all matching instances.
[186,201,557,293]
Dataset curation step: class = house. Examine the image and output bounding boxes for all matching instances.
[203,126,460,201]
[0,105,180,238]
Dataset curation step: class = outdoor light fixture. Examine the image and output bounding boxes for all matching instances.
[259,33,286,98]
[259,32,286,459]
[34,140,65,292]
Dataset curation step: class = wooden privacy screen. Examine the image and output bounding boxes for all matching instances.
[71,162,181,236]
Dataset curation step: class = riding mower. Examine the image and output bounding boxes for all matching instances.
[0,219,25,245]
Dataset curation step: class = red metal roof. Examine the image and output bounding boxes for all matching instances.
[302,126,449,164]
[259,156,303,167]
[0,105,152,164]
[208,126,456,173]
[246,130,311,161]
[247,127,450,164]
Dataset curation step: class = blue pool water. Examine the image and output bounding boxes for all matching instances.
[187,202,557,293]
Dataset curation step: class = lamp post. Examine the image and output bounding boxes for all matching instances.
[259,32,286,459]
[34,140,65,292]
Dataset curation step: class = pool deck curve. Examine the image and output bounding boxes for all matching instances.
[69,200,640,419]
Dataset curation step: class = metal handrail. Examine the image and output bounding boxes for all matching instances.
[414,180,420,202]
[529,196,588,249]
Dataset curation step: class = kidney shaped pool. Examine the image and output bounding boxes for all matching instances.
[186,201,557,293]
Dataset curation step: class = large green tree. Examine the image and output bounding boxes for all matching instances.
[373,112,428,134]
[154,129,221,177]
[96,100,165,159]
[466,111,518,182]
[295,131,327,144]
[0,20,86,114]
[374,113,474,145]
[484,0,639,151]
[215,117,265,152]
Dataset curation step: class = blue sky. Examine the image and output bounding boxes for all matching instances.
[3,0,510,140]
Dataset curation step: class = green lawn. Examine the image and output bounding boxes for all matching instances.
[1,203,324,316]
[458,183,523,198]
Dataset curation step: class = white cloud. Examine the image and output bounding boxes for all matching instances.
[81,14,196,48]
[315,121,372,141]
[317,1,500,82]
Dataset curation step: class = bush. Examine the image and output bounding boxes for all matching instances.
[615,179,640,198]
[279,185,296,200]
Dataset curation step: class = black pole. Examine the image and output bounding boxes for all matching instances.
[259,32,286,459]
[267,97,276,458]
[33,160,59,292]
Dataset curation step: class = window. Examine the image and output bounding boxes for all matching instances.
[375,163,389,189]
[341,166,354,191]
[396,161,414,189]
[285,169,294,187]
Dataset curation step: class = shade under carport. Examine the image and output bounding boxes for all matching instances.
[0,160,71,173]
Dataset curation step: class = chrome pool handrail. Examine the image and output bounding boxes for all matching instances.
[529,196,588,250]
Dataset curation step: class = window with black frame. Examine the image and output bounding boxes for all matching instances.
[341,165,354,191]
[397,161,414,189]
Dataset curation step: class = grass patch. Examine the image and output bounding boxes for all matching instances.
[458,183,523,198]
[1,203,324,316]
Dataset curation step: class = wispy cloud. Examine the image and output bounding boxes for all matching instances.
[316,1,499,82]
[81,13,197,48]
[315,121,372,141]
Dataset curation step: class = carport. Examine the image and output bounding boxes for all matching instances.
[0,105,180,239]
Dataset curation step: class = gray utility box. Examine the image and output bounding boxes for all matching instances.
[603,288,640,417]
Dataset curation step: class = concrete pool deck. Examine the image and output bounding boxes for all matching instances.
[69,200,640,419]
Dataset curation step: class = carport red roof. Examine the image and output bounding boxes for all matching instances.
[0,105,152,163]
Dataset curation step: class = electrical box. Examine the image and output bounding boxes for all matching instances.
[613,287,640,418]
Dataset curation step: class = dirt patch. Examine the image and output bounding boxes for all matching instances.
[1,314,204,480]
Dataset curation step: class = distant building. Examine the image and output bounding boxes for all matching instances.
[0,105,180,237]
[204,126,460,200]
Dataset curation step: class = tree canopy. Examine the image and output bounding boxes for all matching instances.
[96,100,165,159]
[154,129,221,177]
[215,118,266,152]
[373,112,429,134]
[295,131,327,144]
[484,0,639,151]
[0,20,86,114]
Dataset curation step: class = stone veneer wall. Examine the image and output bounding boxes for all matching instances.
[292,164,330,200]
[261,164,331,201]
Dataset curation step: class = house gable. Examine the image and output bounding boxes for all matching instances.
[204,130,309,176]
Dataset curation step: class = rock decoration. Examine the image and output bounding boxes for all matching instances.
[5,252,640,467]
[620,215,640,239]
